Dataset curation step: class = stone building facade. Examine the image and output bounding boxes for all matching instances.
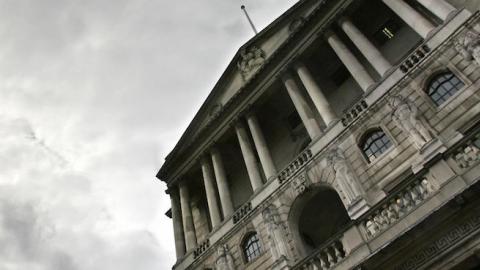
[157,0,480,269]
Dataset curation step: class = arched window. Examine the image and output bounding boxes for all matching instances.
[242,232,262,263]
[426,71,464,106]
[360,129,392,163]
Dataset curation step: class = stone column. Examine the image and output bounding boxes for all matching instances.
[338,17,392,76]
[415,0,456,21]
[246,112,277,181]
[210,147,234,218]
[235,120,264,192]
[179,182,197,251]
[325,31,375,91]
[382,0,435,38]
[169,188,186,258]
[294,63,337,126]
[282,73,323,139]
[200,156,222,228]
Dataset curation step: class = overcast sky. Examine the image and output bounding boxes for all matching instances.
[0,1,298,269]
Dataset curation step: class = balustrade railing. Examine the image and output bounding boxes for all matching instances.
[193,239,210,259]
[399,44,431,73]
[278,148,313,184]
[341,99,368,127]
[293,234,347,270]
[363,177,436,238]
[232,202,252,224]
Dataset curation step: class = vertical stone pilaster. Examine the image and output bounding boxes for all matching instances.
[179,182,197,251]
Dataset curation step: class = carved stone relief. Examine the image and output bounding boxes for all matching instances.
[237,46,266,81]
[454,28,480,66]
[215,244,236,270]
[388,95,433,150]
[262,205,292,262]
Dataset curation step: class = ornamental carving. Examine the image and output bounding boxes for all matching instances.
[237,46,266,80]
[289,17,305,33]
[262,205,292,262]
[388,95,433,150]
[454,29,480,66]
[215,244,236,270]
[327,148,365,206]
[291,173,309,196]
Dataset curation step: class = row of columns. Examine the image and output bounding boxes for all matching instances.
[169,0,457,259]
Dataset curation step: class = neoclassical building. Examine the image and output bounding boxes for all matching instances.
[157,0,480,269]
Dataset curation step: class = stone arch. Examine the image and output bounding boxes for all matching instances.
[286,184,351,257]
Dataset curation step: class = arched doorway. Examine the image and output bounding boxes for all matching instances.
[289,186,351,255]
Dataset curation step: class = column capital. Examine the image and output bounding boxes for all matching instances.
[324,29,336,39]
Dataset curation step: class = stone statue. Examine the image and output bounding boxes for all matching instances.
[388,95,432,149]
[262,205,291,262]
[237,46,266,80]
[215,244,236,270]
[454,29,480,66]
[327,148,364,206]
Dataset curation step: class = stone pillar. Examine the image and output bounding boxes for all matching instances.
[179,182,197,251]
[210,147,234,218]
[246,112,277,181]
[338,17,392,76]
[415,0,456,21]
[235,121,264,191]
[325,31,375,91]
[169,188,186,258]
[282,73,322,139]
[294,63,337,126]
[382,0,435,38]
[201,156,222,228]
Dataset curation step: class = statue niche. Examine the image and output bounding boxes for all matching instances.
[262,205,292,263]
[215,244,236,270]
[454,28,480,66]
[388,95,433,150]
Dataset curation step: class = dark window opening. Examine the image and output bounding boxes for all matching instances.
[287,111,302,130]
[243,232,262,263]
[331,66,350,86]
[360,129,392,163]
[426,71,465,106]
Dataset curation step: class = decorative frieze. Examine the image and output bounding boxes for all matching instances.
[363,178,436,238]
[395,213,480,270]
[454,28,480,66]
[193,239,210,259]
[278,148,313,184]
[232,202,253,224]
[399,45,430,73]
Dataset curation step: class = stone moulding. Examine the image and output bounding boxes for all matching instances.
[232,202,253,224]
[193,239,210,259]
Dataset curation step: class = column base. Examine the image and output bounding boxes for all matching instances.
[348,197,370,220]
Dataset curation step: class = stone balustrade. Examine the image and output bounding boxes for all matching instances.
[363,177,436,238]
[294,238,346,270]
[278,148,313,184]
[232,202,253,224]
[193,239,210,259]
[341,99,368,127]
[399,44,431,73]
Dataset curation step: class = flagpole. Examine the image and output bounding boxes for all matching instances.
[241,5,258,35]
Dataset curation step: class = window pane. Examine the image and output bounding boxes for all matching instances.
[427,71,464,106]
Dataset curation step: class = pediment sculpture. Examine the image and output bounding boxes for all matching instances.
[237,46,266,81]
